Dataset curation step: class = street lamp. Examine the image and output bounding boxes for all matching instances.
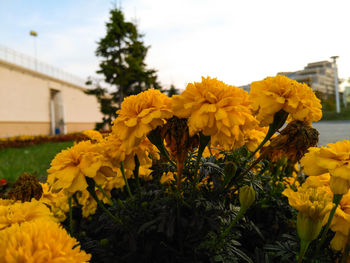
[30,30,38,70]
[331,56,340,114]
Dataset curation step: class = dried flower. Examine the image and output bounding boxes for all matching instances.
[7,173,43,202]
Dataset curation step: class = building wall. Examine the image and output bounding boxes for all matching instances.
[0,60,103,137]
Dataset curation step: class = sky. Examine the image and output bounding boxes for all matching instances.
[1,0,350,90]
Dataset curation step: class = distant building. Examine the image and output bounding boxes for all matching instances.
[278,60,336,99]
[0,45,102,137]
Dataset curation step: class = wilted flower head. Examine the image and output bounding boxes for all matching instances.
[0,219,91,263]
[249,75,322,126]
[261,121,319,163]
[7,172,43,202]
[300,140,350,194]
[172,76,258,149]
[0,199,55,230]
[112,89,173,150]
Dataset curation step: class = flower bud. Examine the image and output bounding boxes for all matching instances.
[239,185,255,211]
[330,176,350,195]
[297,212,323,242]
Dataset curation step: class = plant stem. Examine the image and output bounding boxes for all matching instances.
[221,208,246,239]
[95,183,114,205]
[133,155,141,193]
[86,177,123,225]
[298,239,310,263]
[120,161,133,199]
[193,133,210,187]
[317,194,343,251]
[68,196,73,236]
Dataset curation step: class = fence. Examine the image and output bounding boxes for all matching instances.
[0,45,86,87]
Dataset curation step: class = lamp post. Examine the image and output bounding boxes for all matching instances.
[30,30,38,70]
[331,56,340,114]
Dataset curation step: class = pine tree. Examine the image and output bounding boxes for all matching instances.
[87,8,162,128]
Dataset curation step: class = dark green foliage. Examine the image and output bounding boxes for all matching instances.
[62,147,339,262]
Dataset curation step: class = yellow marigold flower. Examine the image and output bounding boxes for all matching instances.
[103,134,159,174]
[302,173,330,189]
[112,89,173,150]
[244,126,268,152]
[160,172,176,185]
[330,231,348,251]
[83,129,103,142]
[0,198,14,206]
[283,185,333,220]
[329,191,350,251]
[47,140,114,196]
[283,184,333,242]
[0,199,56,230]
[249,75,322,126]
[0,219,91,262]
[202,144,225,159]
[300,140,350,194]
[76,190,98,218]
[39,183,69,222]
[172,77,258,150]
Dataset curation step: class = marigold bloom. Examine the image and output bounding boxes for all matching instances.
[83,129,104,142]
[244,126,268,152]
[283,184,333,242]
[112,89,173,150]
[160,172,176,185]
[0,219,91,262]
[300,140,350,194]
[39,183,69,222]
[172,77,258,150]
[330,191,350,251]
[103,134,159,176]
[0,199,55,230]
[249,75,322,126]
[47,140,114,196]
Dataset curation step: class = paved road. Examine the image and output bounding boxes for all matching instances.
[313,120,350,146]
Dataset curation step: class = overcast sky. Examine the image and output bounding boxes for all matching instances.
[1,0,350,90]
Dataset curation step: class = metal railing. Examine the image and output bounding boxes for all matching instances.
[0,44,86,87]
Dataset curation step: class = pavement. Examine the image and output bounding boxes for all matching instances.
[313,120,350,146]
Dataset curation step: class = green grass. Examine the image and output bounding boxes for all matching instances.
[0,141,73,182]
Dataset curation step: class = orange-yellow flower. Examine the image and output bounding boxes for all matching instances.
[283,184,333,242]
[300,140,350,194]
[0,219,91,263]
[47,140,114,196]
[0,199,56,230]
[112,89,173,150]
[172,77,258,150]
[39,183,69,222]
[249,75,322,126]
[330,191,350,251]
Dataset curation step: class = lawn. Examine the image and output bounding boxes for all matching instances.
[0,141,73,182]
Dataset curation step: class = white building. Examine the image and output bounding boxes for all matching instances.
[0,45,102,137]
